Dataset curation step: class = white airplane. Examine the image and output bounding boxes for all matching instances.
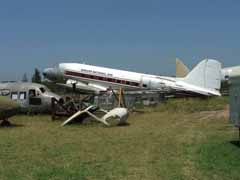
[43,59,222,97]
[176,58,240,82]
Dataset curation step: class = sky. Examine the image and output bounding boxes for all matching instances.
[0,0,239,81]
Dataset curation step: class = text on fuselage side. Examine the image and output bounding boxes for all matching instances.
[81,69,113,77]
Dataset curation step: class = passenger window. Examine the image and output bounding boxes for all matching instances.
[19,92,26,100]
[11,92,18,100]
[0,89,10,96]
[29,89,36,97]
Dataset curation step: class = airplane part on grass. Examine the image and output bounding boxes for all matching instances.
[62,105,128,127]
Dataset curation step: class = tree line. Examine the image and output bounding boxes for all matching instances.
[22,68,42,83]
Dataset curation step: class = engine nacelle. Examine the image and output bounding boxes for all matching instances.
[222,66,240,81]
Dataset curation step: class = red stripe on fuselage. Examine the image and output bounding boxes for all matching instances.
[65,71,140,87]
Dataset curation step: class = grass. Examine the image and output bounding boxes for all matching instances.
[0,97,240,180]
[145,96,229,113]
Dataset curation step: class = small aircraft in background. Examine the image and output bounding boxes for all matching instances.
[176,58,240,82]
[43,59,222,97]
[0,82,61,113]
[0,82,128,127]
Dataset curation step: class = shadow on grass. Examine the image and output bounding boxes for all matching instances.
[0,120,24,128]
[118,122,130,127]
[230,140,240,148]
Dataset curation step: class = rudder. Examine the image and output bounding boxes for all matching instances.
[183,59,222,92]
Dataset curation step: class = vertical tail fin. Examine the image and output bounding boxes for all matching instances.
[183,59,222,95]
[176,58,190,77]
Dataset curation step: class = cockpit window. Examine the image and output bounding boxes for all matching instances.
[29,89,36,97]
[39,87,46,93]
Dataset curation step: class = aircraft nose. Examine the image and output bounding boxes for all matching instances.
[43,67,63,82]
[43,68,58,80]
[43,68,52,78]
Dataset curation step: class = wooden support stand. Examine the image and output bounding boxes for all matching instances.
[118,88,126,108]
[111,88,126,108]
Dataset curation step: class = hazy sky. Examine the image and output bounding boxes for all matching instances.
[0,0,239,81]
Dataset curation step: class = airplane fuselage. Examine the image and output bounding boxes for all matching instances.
[0,82,61,112]
[61,63,177,92]
[44,60,222,97]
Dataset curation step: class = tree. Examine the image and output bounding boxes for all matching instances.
[32,68,42,83]
[22,73,28,82]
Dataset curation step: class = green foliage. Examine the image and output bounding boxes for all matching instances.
[32,68,42,83]
[0,97,20,119]
[146,97,229,113]
[41,81,66,94]
[194,142,240,179]
[0,97,20,109]
[22,73,28,82]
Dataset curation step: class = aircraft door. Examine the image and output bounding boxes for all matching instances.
[28,89,42,105]
[18,91,28,107]
[19,92,27,100]
[141,76,165,90]
[141,76,152,89]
